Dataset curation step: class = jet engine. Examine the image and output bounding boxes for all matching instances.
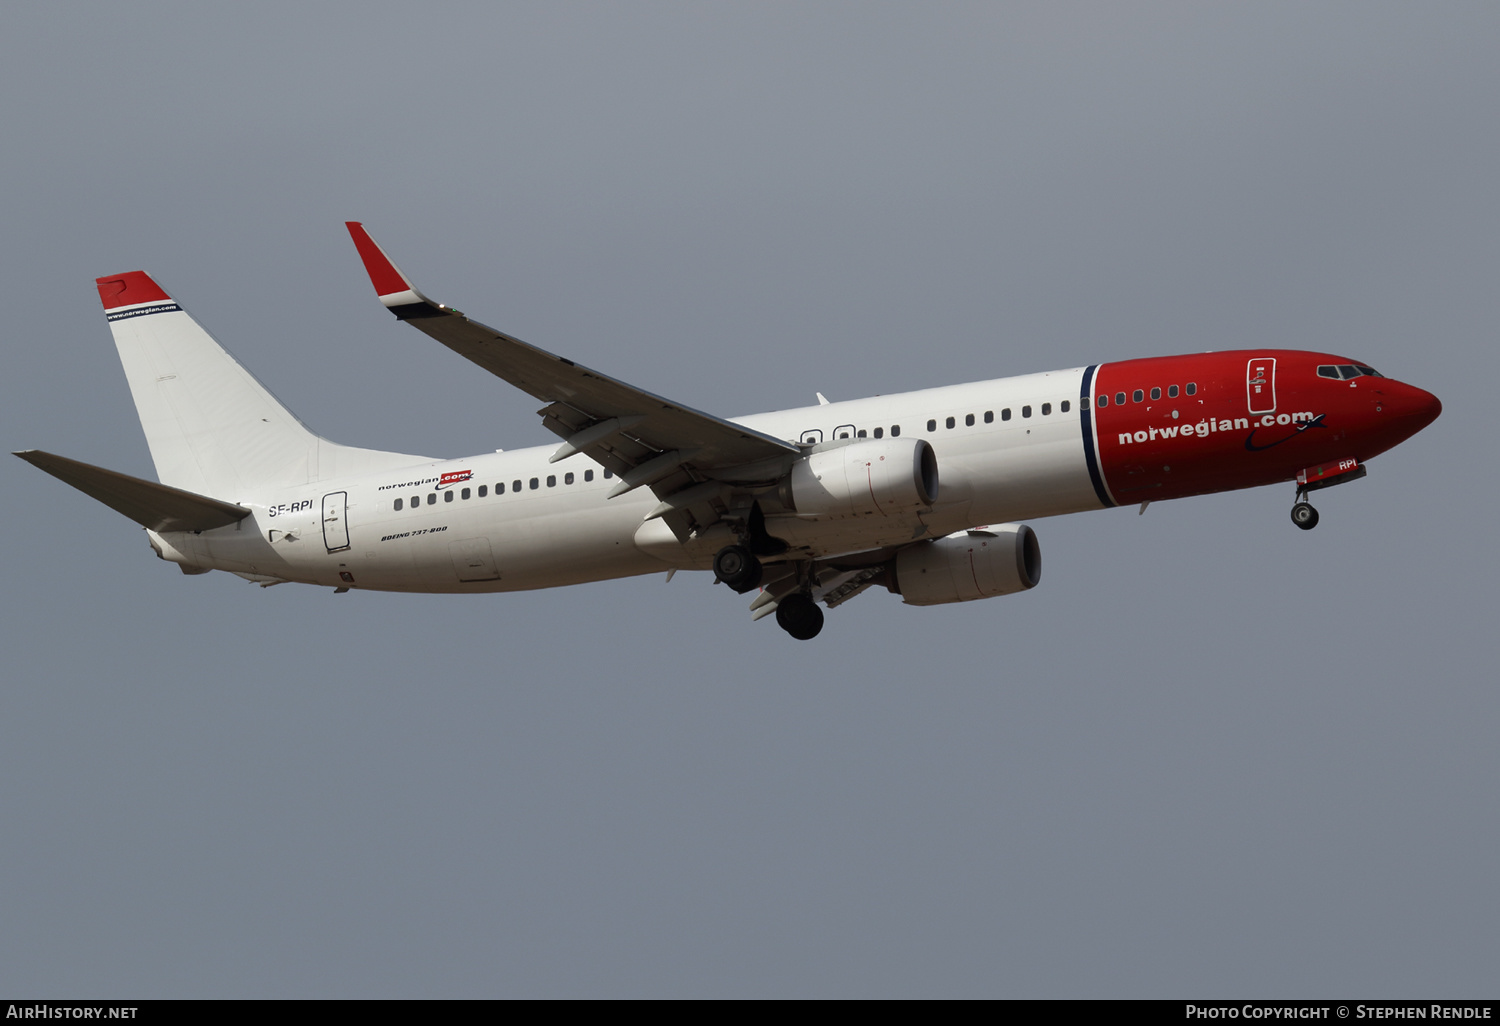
[780,438,938,519]
[890,525,1040,605]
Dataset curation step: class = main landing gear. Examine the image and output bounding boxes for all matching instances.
[713,544,763,594]
[715,543,826,640]
[1290,501,1320,531]
[774,592,825,640]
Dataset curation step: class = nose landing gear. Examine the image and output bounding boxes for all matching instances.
[1289,458,1367,531]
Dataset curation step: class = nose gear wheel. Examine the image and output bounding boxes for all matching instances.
[1291,501,1319,530]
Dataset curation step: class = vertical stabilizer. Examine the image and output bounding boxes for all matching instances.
[98,271,429,499]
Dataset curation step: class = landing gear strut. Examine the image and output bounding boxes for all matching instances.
[713,544,763,593]
[1290,501,1319,530]
[775,592,825,640]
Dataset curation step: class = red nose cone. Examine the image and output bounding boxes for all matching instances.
[1420,388,1442,424]
[1407,386,1442,432]
[1381,382,1441,450]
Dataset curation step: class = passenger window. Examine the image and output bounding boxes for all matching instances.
[444,490,453,502]
[856,429,866,438]
[565,472,574,484]
[1151,387,1161,400]
[410,494,420,507]
[1132,389,1143,403]
[546,475,556,487]
[478,485,488,497]
[394,498,403,511]
[984,411,993,423]
[1168,384,1179,397]
[1022,405,1032,418]
[1002,408,1012,421]
[1186,383,1197,395]
[584,469,594,482]
[1080,397,1089,410]
[428,493,437,505]
[965,414,975,427]
[604,470,613,479]
[1097,395,1108,407]
[945,417,955,429]
[1061,400,1070,413]
[927,419,937,432]
[529,478,539,490]
[1115,392,1126,405]
[512,480,522,492]
[1042,403,1051,415]
[891,425,900,437]
[461,487,471,500]
[873,427,883,438]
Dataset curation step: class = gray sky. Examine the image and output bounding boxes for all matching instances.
[2,2,1496,997]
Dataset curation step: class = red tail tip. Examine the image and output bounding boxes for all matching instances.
[96,271,171,311]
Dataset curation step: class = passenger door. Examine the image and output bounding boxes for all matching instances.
[321,491,350,552]
[1247,357,1277,415]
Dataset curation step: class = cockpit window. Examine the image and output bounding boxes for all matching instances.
[1318,364,1383,380]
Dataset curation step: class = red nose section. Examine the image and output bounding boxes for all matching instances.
[1417,387,1442,426]
[1368,381,1442,458]
[1398,384,1442,433]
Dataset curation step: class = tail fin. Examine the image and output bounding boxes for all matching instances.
[97,271,430,499]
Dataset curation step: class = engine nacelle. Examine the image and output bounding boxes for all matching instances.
[891,525,1040,606]
[783,438,938,519]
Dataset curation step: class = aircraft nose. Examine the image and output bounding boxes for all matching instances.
[1389,382,1442,434]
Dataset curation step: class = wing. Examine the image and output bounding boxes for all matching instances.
[346,223,800,537]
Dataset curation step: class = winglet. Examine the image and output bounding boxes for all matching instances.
[345,222,435,313]
[96,271,173,311]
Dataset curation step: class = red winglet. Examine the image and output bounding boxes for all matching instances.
[345,222,413,298]
[95,271,172,310]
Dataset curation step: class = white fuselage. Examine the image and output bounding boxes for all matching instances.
[160,368,1103,592]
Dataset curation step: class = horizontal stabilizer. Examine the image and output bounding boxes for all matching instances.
[14,450,251,533]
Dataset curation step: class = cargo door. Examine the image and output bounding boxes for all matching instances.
[450,537,501,582]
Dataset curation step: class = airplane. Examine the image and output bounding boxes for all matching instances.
[15,223,1442,640]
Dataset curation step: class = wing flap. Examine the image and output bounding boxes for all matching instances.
[15,450,251,533]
